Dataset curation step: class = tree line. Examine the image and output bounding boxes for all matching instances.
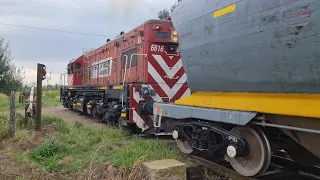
[0,37,24,95]
[157,1,178,20]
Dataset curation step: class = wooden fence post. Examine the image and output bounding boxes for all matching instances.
[9,91,16,138]
[36,63,46,131]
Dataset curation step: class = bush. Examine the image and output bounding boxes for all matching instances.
[0,37,24,95]
[28,139,70,172]
[0,114,8,140]
[30,139,63,158]
[0,112,28,140]
[16,113,28,129]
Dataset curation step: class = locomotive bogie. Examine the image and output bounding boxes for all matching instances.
[161,112,320,177]
[150,95,320,176]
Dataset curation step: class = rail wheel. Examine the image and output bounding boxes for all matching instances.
[228,126,271,177]
[173,130,193,154]
[92,109,99,119]
[176,138,193,154]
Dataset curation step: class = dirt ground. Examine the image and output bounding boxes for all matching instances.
[41,106,97,125]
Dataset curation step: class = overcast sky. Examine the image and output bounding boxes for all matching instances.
[0,0,175,85]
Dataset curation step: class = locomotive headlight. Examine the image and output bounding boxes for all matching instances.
[154,24,161,30]
[171,29,179,43]
[173,36,179,42]
[173,30,178,36]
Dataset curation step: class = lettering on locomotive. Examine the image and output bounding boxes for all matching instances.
[91,57,113,78]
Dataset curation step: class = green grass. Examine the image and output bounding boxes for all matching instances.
[0,93,8,111]
[0,90,61,112]
[0,113,8,140]
[0,93,25,111]
[0,112,28,140]
[24,116,181,173]
[0,95,180,176]
[42,90,60,107]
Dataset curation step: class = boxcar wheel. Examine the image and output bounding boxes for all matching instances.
[228,126,271,177]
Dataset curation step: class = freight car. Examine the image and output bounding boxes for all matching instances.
[139,0,320,177]
[60,18,190,135]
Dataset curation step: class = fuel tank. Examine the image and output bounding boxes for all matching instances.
[172,0,320,93]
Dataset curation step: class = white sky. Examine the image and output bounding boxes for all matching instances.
[0,0,175,85]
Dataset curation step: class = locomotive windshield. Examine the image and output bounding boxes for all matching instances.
[155,32,170,39]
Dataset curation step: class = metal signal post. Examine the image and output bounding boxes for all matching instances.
[36,63,46,131]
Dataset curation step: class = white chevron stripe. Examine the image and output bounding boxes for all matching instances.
[148,62,187,100]
[133,110,149,131]
[152,54,182,79]
[133,87,144,101]
[181,88,192,99]
[132,88,149,131]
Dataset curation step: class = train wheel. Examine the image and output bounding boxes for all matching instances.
[174,129,193,154]
[176,139,193,154]
[92,109,99,120]
[228,126,271,177]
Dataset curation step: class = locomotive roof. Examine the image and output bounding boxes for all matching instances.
[82,19,173,57]
[144,19,173,24]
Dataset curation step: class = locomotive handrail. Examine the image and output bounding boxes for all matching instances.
[59,73,68,86]
[122,55,129,108]
[122,54,148,86]
[127,53,148,81]
[121,54,147,108]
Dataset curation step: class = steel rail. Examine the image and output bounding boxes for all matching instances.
[189,155,257,180]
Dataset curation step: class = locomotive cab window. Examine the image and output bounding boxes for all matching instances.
[75,62,81,71]
[155,32,170,40]
[75,62,82,75]
[67,63,74,74]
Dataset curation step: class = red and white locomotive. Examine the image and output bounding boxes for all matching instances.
[60,18,190,135]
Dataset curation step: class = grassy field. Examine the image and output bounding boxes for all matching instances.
[0,91,183,179]
[0,112,28,141]
[0,116,181,179]
[0,90,61,112]
[42,90,61,107]
[0,93,24,111]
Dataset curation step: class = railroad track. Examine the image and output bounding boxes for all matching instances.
[188,155,256,180]
[188,154,320,180]
[140,137,320,180]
